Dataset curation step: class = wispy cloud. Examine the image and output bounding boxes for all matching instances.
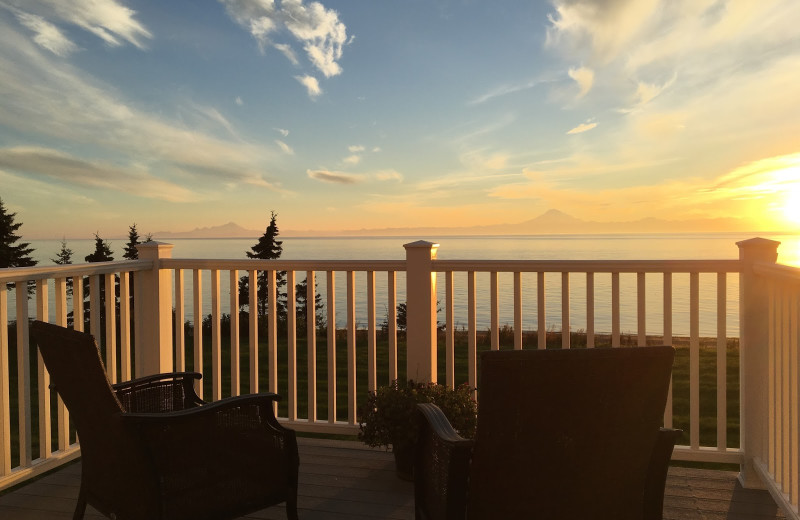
[416,171,523,192]
[273,42,299,65]
[375,170,403,182]
[469,78,546,105]
[15,12,77,56]
[710,153,800,194]
[487,152,800,226]
[634,79,665,106]
[348,145,365,153]
[546,0,660,66]
[343,154,360,165]
[307,169,362,184]
[295,74,321,98]
[235,96,244,106]
[0,146,198,202]
[221,0,349,81]
[567,66,594,98]
[566,121,597,134]
[306,167,400,185]
[541,0,800,193]
[275,139,294,155]
[275,128,289,137]
[188,103,240,139]
[0,20,283,197]
[3,0,152,51]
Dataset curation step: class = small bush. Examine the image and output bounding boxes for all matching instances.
[357,379,477,449]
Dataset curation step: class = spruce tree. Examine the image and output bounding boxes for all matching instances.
[85,233,114,262]
[296,277,324,333]
[123,223,141,260]
[83,233,115,331]
[247,211,283,262]
[52,238,74,295]
[239,211,286,320]
[51,238,74,265]
[0,197,37,269]
[122,223,151,260]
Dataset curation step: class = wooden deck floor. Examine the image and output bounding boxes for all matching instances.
[0,437,787,519]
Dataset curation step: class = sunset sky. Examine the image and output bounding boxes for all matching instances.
[0,0,799,238]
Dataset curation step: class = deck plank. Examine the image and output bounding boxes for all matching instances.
[0,438,785,520]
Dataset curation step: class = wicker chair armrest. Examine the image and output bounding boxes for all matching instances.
[113,372,205,412]
[120,393,298,518]
[112,371,202,390]
[414,403,474,520]
[121,392,281,424]
[644,428,682,520]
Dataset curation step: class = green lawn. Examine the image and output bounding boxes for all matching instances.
[186,323,739,451]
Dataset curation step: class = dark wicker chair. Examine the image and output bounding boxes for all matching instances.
[31,320,299,520]
[414,346,680,520]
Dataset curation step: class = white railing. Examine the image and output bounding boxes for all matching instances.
[430,258,742,464]
[0,237,797,519]
[161,257,406,433]
[744,256,800,519]
[0,260,151,490]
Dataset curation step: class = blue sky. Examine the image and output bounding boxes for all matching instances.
[1,0,799,238]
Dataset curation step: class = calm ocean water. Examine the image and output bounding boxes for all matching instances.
[18,233,800,338]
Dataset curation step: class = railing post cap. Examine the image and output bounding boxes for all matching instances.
[403,240,440,249]
[737,237,779,264]
[136,241,174,259]
[736,237,781,249]
[137,240,174,248]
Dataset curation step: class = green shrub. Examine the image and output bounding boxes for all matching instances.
[357,379,477,449]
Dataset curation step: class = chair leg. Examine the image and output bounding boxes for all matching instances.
[286,493,299,520]
[73,486,87,520]
[644,428,681,520]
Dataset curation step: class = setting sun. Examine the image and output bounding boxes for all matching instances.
[784,181,800,226]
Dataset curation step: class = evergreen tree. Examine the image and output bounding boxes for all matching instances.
[121,224,147,347]
[296,277,324,333]
[51,238,74,295]
[123,223,141,260]
[395,301,442,332]
[0,197,37,269]
[247,211,283,261]
[122,223,151,260]
[396,302,407,331]
[51,238,74,265]
[83,233,115,330]
[239,211,286,319]
[85,233,114,262]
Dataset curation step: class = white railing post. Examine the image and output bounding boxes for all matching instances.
[738,237,780,488]
[136,242,174,378]
[404,240,439,383]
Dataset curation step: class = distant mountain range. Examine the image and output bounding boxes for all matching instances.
[153,222,261,238]
[317,209,756,236]
[151,210,761,239]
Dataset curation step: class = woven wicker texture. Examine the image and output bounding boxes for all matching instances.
[414,346,678,520]
[31,320,299,520]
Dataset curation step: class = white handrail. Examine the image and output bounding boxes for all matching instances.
[5,237,799,520]
[0,260,150,283]
[434,259,741,272]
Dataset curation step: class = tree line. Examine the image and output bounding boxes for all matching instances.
[1,199,324,334]
[1,197,153,269]
[2,198,407,334]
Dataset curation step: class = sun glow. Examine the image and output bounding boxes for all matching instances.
[783,179,800,226]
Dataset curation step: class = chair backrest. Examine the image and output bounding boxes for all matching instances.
[467,346,674,520]
[31,321,124,441]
